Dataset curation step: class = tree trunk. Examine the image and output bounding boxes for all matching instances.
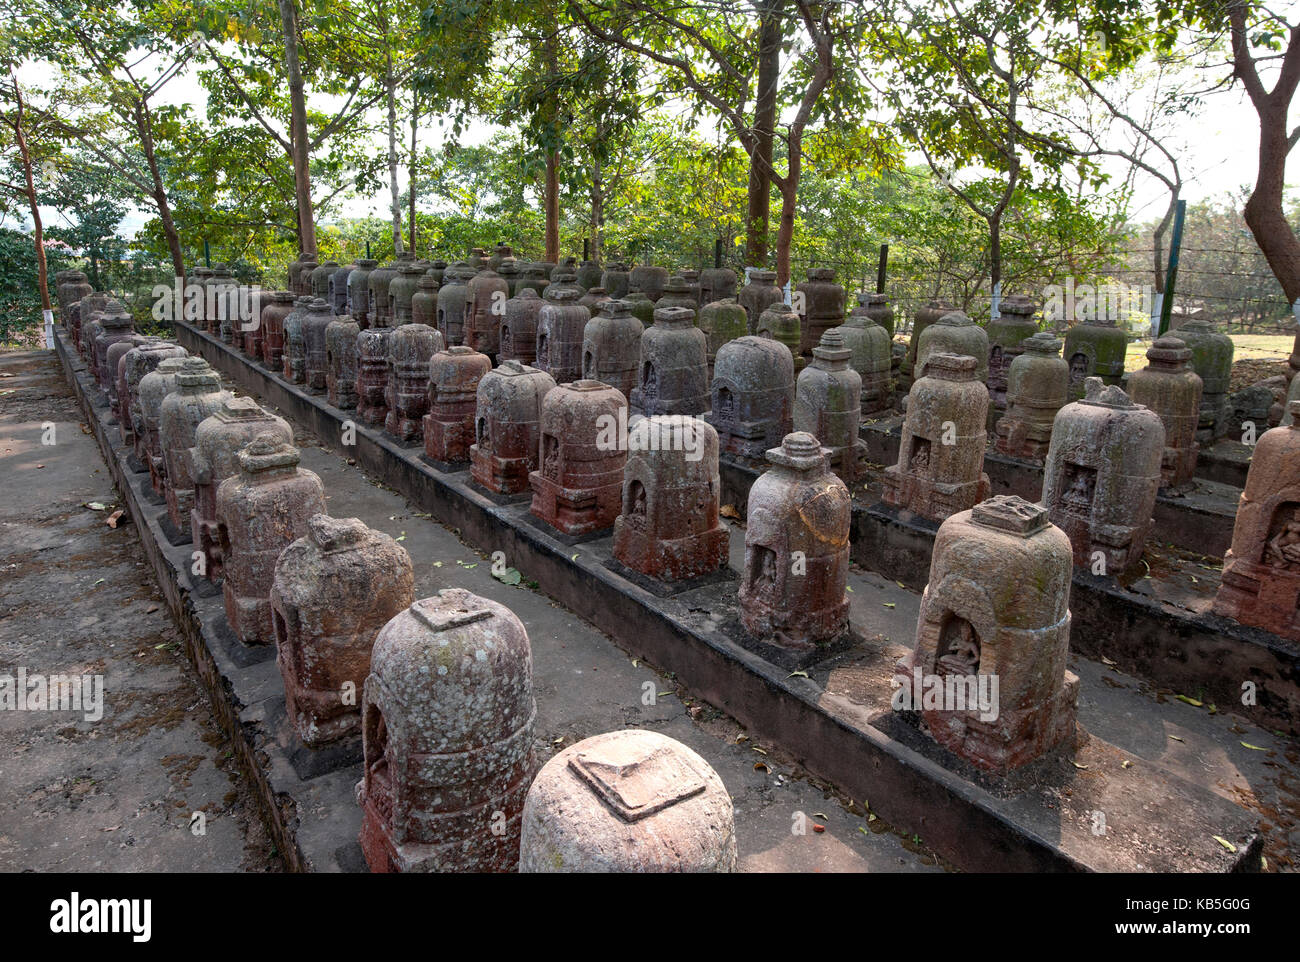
[774,173,799,288]
[989,214,1002,294]
[746,1,782,267]
[543,28,560,264]
[409,94,418,254]
[11,81,50,318]
[134,102,185,279]
[590,162,604,262]
[281,0,317,254]
[1151,194,1178,294]
[1243,103,1300,376]
[545,150,560,263]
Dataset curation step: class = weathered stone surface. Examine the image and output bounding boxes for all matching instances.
[357,588,537,873]
[389,263,424,326]
[500,288,543,365]
[286,251,312,294]
[77,292,111,362]
[435,262,473,347]
[292,255,318,301]
[1243,375,1289,430]
[530,380,628,535]
[738,270,784,334]
[851,290,894,337]
[107,335,151,424]
[994,332,1068,461]
[347,259,379,328]
[329,262,356,315]
[159,358,231,531]
[986,294,1040,411]
[384,324,445,442]
[1214,402,1300,641]
[613,416,728,582]
[1281,374,1300,427]
[699,266,737,307]
[545,270,584,303]
[470,361,556,495]
[66,292,96,356]
[796,267,845,356]
[706,335,794,461]
[551,256,578,281]
[189,397,292,578]
[466,267,508,356]
[207,265,238,341]
[894,495,1079,773]
[839,311,893,416]
[676,268,701,304]
[56,271,92,323]
[139,357,190,496]
[899,299,953,393]
[794,329,865,484]
[1173,318,1235,443]
[656,275,699,318]
[697,298,749,377]
[630,264,669,302]
[489,242,514,272]
[355,323,394,427]
[623,287,655,327]
[325,317,361,410]
[1128,336,1203,493]
[215,436,325,645]
[242,285,270,340]
[519,729,735,873]
[517,263,551,298]
[756,305,804,373]
[497,257,521,298]
[1063,316,1127,400]
[739,432,850,648]
[92,299,134,394]
[535,288,590,385]
[271,515,415,747]
[581,299,643,399]
[122,341,187,459]
[916,311,990,384]
[190,266,214,332]
[427,260,448,288]
[302,298,335,394]
[883,353,991,522]
[258,291,295,370]
[233,288,261,358]
[311,260,340,302]
[576,259,603,292]
[281,296,314,384]
[423,345,491,463]
[631,306,709,416]
[1043,378,1164,575]
[578,286,612,313]
[368,254,413,328]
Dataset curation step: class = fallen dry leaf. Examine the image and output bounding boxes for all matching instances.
[106,510,123,528]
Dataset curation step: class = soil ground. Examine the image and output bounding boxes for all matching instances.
[0,349,279,871]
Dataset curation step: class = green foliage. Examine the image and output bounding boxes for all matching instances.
[0,229,69,342]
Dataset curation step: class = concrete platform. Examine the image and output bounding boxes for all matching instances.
[141,320,1277,872]
[852,500,1300,735]
[860,416,1239,558]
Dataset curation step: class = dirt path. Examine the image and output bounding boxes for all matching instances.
[0,349,276,871]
